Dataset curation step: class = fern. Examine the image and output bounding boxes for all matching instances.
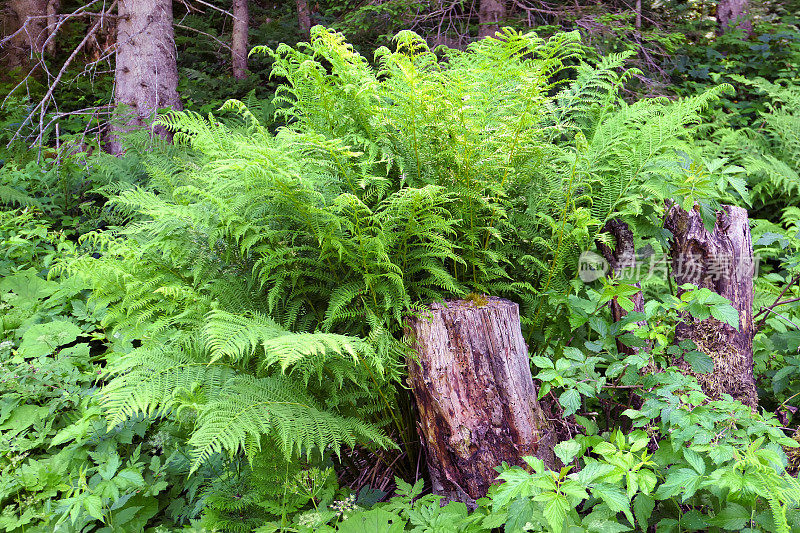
[65,27,737,474]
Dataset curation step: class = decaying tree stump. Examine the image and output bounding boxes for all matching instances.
[597,219,647,355]
[405,297,556,504]
[664,204,758,408]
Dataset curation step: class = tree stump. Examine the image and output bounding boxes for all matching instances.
[664,204,758,408]
[405,297,556,504]
[597,219,647,355]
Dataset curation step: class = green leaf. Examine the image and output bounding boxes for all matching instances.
[19,320,82,357]
[591,483,629,515]
[683,351,714,374]
[633,493,654,531]
[98,454,121,480]
[710,303,739,330]
[83,495,105,521]
[682,448,705,475]
[707,503,750,530]
[536,491,570,533]
[654,468,701,501]
[116,468,146,487]
[559,389,581,417]
[531,356,554,369]
[336,509,406,533]
[679,509,707,531]
[554,440,581,465]
[578,461,618,485]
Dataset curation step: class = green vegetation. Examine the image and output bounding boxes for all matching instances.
[2,1,800,531]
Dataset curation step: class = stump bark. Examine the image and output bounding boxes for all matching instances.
[664,204,758,408]
[597,219,647,355]
[406,297,556,504]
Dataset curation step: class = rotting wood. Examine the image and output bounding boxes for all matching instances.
[406,297,556,504]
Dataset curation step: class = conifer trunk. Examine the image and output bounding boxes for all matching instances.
[109,0,181,154]
[4,0,49,68]
[478,0,506,38]
[664,204,758,408]
[717,0,751,33]
[296,0,312,39]
[406,297,556,505]
[231,0,248,79]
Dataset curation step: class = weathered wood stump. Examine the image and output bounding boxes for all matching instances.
[597,219,647,355]
[405,297,556,504]
[664,204,758,408]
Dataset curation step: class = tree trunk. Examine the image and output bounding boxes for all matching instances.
[717,0,751,33]
[231,0,248,79]
[3,0,49,68]
[406,297,556,505]
[478,0,506,38]
[635,0,642,30]
[597,219,646,355]
[109,0,182,154]
[664,204,758,408]
[45,0,58,55]
[296,0,312,40]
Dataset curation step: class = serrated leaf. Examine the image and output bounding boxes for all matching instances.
[654,468,701,501]
[536,492,570,533]
[710,303,739,330]
[633,493,654,531]
[591,483,629,514]
[683,351,714,374]
[707,503,749,530]
[554,440,581,465]
[83,495,105,521]
[559,389,581,417]
[682,448,705,475]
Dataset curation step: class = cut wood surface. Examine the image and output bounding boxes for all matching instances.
[406,297,555,504]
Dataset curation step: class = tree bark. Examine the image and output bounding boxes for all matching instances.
[635,0,642,30]
[664,204,758,408]
[296,0,312,40]
[406,297,556,505]
[231,0,248,79]
[45,0,58,55]
[478,0,506,38]
[109,0,182,154]
[3,0,49,68]
[717,0,751,34]
[597,219,646,355]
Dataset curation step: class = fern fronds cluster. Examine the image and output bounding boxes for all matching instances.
[68,26,733,471]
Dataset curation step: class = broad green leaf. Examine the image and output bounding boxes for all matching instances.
[83,495,105,521]
[591,483,629,514]
[531,355,554,369]
[654,468,701,501]
[554,440,581,465]
[336,509,406,533]
[682,448,705,475]
[707,503,749,530]
[19,320,82,357]
[578,460,617,485]
[710,303,739,330]
[633,493,654,531]
[535,491,570,533]
[559,389,581,417]
[683,350,714,374]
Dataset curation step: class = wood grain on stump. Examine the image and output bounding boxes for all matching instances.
[406,297,556,504]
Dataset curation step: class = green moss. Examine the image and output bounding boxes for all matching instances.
[464,293,489,307]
